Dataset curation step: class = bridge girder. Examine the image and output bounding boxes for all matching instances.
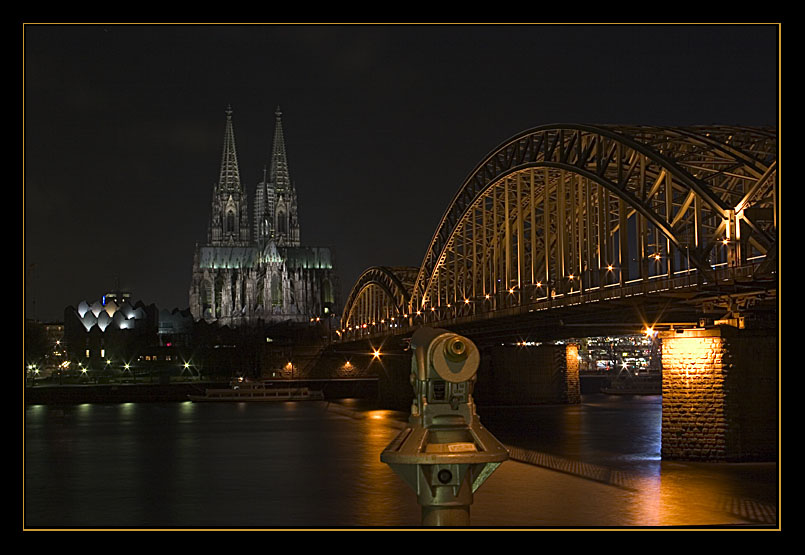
[341,266,418,331]
[410,124,777,313]
[340,124,777,341]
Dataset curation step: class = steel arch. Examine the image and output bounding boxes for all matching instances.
[341,266,418,331]
[411,124,777,310]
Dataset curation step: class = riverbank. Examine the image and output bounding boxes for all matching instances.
[23,378,379,405]
[23,382,222,405]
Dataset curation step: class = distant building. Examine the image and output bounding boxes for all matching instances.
[62,294,194,374]
[188,106,340,327]
[42,321,64,349]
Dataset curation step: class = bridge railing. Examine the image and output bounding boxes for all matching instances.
[336,260,773,343]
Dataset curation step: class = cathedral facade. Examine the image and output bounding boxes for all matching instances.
[189,107,339,326]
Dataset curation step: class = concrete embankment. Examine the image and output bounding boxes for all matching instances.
[24,378,379,405]
[24,382,223,405]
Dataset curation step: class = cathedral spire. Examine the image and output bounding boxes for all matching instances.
[218,104,242,192]
[269,106,291,192]
[266,106,300,247]
[208,105,249,246]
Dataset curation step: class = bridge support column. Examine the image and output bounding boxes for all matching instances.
[375,351,415,411]
[475,344,581,405]
[660,326,777,462]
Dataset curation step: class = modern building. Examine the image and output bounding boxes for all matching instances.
[188,106,339,327]
[62,294,195,375]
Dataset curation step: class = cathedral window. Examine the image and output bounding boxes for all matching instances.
[226,211,235,233]
[277,210,287,235]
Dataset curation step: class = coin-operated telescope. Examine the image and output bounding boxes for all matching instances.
[381,327,508,526]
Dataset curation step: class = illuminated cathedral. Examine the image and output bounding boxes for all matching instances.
[189,107,339,326]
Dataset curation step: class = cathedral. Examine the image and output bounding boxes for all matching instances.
[189,107,339,326]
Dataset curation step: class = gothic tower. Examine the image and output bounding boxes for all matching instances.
[208,106,250,247]
[266,107,300,247]
[190,106,340,327]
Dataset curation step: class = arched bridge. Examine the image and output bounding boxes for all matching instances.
[340,124,778,343]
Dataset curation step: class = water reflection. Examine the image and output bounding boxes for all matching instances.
[24,397,777,528]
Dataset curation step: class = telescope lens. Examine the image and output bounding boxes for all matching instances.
[445,337,467,361]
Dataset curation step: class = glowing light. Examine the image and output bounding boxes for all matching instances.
[607,265,614,271]
[485,294,490,299]
[464,299,470,304]
[509,288,515,294]
[372,349,381,359]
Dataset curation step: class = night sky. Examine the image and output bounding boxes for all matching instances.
[23,24,779,323]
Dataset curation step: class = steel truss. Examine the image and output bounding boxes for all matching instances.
[342,124,777,336]
[341,266,418,332]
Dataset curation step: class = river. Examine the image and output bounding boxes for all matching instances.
[23,394,778,529]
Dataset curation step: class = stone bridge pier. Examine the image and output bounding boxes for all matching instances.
[659,326,778,462]
[474,343,581,406]
[368,340,582,410]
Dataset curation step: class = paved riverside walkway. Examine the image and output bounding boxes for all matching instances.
[326,399,779,528]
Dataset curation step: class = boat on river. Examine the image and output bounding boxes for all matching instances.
[188,381,324,402]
